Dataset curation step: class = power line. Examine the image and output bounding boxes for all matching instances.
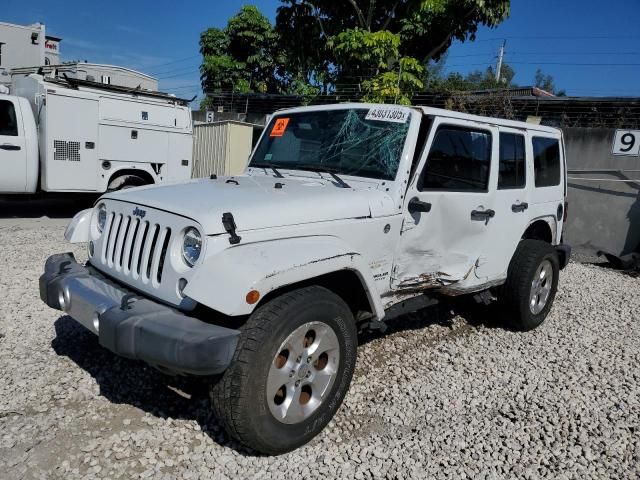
[443,61,640,68]
[447,51,640,59]
[473,34,640,43]
[508,61,640,66]
[152,63,201,76]
[157,68,201,80]
[144,55,200,72]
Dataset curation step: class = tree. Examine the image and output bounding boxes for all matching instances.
[534,68,565,96]
[428,62,516,92]
[276,0,510,101]
[427,62,566,98]
[200,6,283,99]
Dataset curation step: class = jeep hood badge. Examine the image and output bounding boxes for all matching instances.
[132,207,146,218]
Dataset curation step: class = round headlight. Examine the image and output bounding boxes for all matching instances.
[182,227,202,267]
[96,203,107,233]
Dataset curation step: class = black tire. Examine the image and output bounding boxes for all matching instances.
[107,174,149,191]
[210,286,357,454]
[500,239,560,331]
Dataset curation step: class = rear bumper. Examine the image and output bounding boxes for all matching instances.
[39,253,239,375]
[556,243,572,270]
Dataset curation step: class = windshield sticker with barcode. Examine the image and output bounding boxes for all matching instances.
[365,106,410,123]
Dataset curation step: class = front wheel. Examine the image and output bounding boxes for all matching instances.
[210,286,357,454]
[500,239,560,331]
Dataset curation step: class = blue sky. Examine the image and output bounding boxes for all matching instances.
[4,0,640,101]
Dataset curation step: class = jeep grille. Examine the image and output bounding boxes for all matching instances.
[101,212,172,286]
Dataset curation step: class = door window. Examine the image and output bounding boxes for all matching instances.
[419,125,492,192]
[0,100,18,136]
[498,132,526,189]
[532,137,560,187]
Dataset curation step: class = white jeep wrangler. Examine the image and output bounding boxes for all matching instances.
[40,103,570,454]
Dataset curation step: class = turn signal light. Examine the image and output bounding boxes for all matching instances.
[246,290,260,305]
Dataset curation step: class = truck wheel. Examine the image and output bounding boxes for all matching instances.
[210,286,357,454]
[107,174,149,191]
[500,239,560,331]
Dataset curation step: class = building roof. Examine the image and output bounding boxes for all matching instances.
[464,86,555,98]
[11,63,156,81]
[0,21,43,31]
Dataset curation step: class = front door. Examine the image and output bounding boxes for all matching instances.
[392,117,499,292]
[0,98,27,193]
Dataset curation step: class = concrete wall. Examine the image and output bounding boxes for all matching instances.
[0,22,45,86]
[564,127,640,257]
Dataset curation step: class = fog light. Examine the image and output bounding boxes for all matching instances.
[177,278,188,298]
[88,241,95,257]
[246,290,260,305]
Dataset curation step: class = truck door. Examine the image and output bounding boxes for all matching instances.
[0,98,27,193]
[392,117,499,292]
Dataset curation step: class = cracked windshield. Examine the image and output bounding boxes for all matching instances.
[251,108,411,180]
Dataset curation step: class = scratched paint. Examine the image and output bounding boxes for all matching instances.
[264,252,361,279]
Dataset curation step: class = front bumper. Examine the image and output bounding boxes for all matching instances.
[39,253,240,375]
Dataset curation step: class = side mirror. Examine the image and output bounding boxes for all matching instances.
[408,197,432,213]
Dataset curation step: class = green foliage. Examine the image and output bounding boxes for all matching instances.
[534,68,564,95]
[201,1,512,105]
[200,6,282,95]
[333,29,401,71]
[362,57,425,104]
[426,61,564,97]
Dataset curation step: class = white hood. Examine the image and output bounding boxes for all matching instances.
[102,175,396,235]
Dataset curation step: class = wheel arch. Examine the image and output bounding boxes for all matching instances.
[255,269,375,321]
[104,167,157,191]
[183,236,385,320]
[522,218,556,244]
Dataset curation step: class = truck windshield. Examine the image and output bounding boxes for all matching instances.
[250,108,411,181]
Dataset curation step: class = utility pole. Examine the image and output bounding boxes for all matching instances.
[495,40,506,83]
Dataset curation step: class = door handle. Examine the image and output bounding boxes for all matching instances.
[408,197,432,213]
[0,144,21,151]
[511,202,529,213]
[470,209,495,221]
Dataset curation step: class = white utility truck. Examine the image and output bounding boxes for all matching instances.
[40,103,571,454]
[0,74,192,194]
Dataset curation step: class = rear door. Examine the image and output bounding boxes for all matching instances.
[392,116,499,290]
[474,127,532,279]
[529,133,564,243]
[0,98,28,192]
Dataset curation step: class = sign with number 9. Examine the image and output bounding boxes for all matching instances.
[612,130,640,156]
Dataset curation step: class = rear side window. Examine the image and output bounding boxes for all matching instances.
[498,132,526,189]
[0,100,18,136]
[419,126,492,192]
[533,137,561,187]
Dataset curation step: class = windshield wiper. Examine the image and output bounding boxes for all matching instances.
[251,162,284,178]
[292,164,351,188]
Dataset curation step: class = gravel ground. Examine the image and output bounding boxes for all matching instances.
[1,207,639,479]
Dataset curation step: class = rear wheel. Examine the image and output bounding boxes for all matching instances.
[210,286,357,454]
[500,239,560,331]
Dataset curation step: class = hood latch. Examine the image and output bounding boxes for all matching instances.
[222,212,241,245]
